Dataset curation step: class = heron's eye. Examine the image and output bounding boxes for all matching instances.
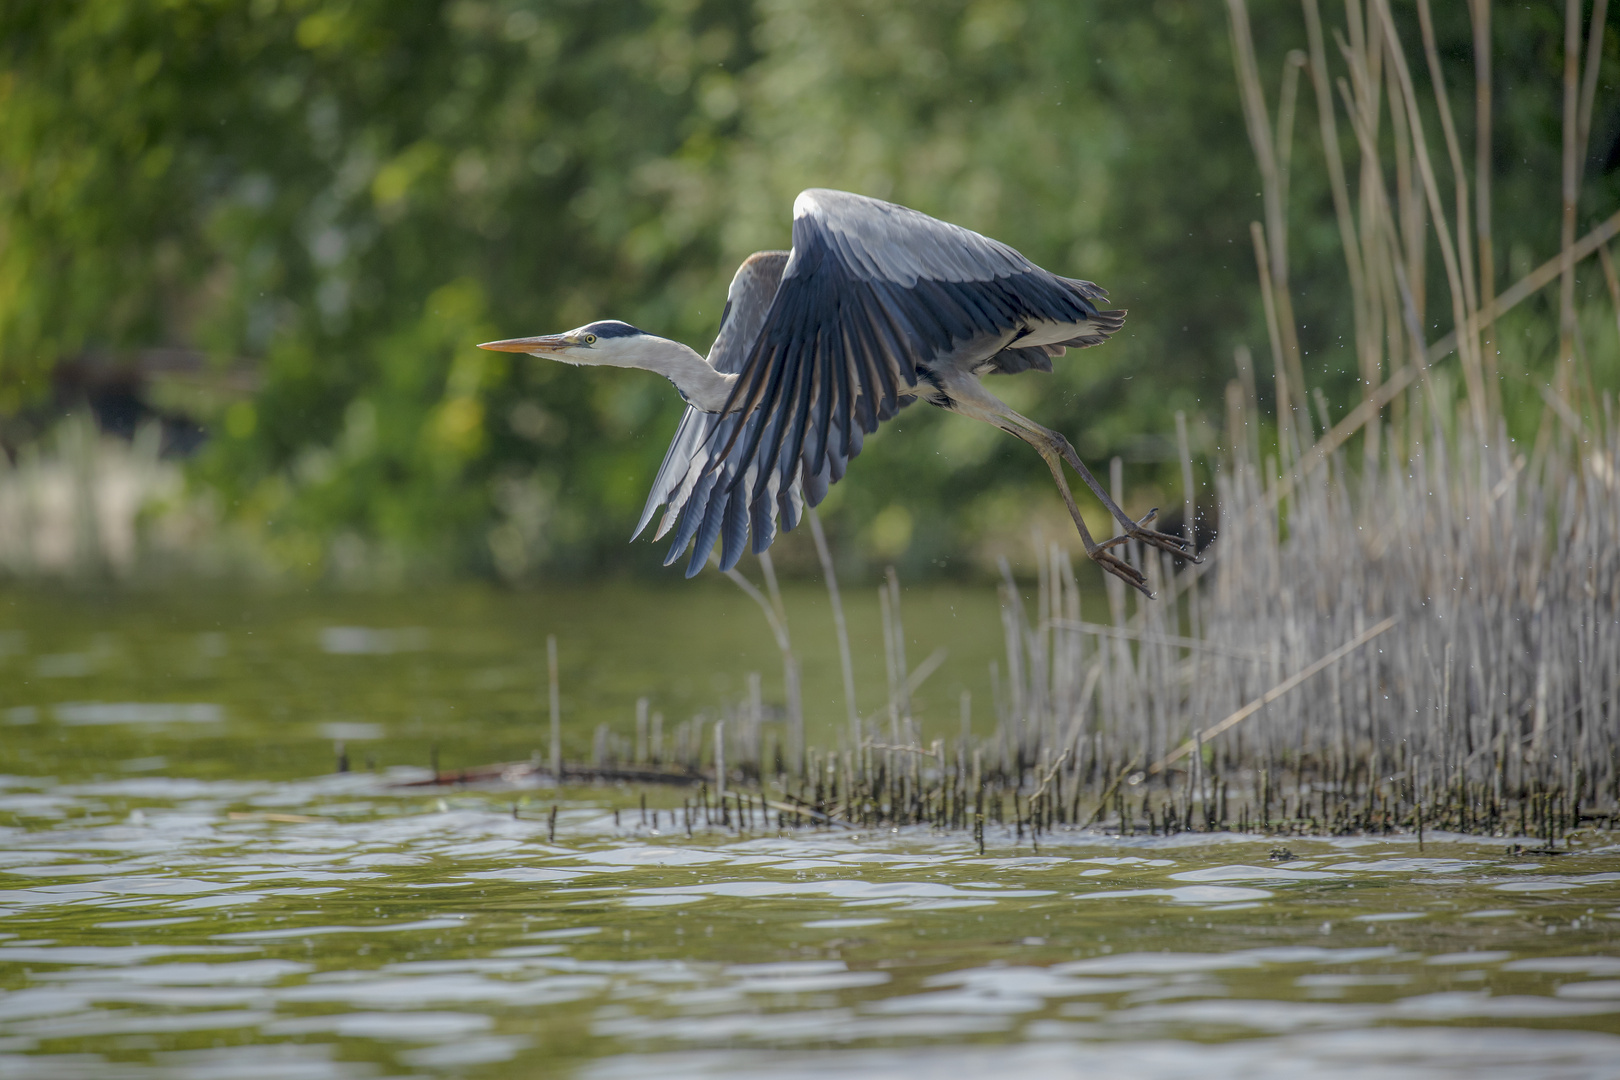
[583,333,597,345]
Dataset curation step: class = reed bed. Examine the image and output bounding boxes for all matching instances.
[479,0,1620,847]
[547,391,1617,848]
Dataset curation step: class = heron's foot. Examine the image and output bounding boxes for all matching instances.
[1123,508,1201,562]
[1084,544,1154,599]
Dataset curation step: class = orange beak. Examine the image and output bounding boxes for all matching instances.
[476,334,577,354]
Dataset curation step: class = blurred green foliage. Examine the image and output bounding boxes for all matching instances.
[1,0,1616,580]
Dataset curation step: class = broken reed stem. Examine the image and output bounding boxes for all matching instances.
[1147,616,1399,776]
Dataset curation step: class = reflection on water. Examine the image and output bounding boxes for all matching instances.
[0,586,1617,1078]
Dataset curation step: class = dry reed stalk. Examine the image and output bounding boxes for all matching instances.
[1561,0,1583,380]
[1175,207,1620,556]
[807,505,860,740]
[1415,0,1479,336]
[723,559,804,771]
[1575,0,1610,427]
[1600,243,1620,347]
[1146,617,1399,776]
[1250,221,1298,455]
[547,634,561,780]
[1302,0,1370,374]
[1373,0,1487,436]
[886,567,911,725]
[758,550,805,764]
[1466,6,1494,265]
[1467,0,1502,417]
[1228,0,1309,428]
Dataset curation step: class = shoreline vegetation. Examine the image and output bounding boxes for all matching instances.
[407,0,1619,847]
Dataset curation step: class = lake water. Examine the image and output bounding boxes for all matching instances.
[2,585,1618,1078]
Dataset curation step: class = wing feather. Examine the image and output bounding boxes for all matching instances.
[750,485,777,554]
[642,189,1123,573]
[719,486,750,570]
[667,467,720,570]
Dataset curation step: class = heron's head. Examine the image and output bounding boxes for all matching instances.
[477,320,648,368]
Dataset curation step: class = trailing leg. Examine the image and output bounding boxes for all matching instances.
[932,371,1195,592]
[1051,434,1199,562]
[1033,450,1154,597]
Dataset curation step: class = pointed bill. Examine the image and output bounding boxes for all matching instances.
[477,334,577,354]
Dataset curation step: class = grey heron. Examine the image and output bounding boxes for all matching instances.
[479,189,1196,595]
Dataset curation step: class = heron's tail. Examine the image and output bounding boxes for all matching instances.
[1061,307,1125,349]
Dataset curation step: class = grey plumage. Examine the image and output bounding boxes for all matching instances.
[485,188,1192,595]
[637,188,1124,577]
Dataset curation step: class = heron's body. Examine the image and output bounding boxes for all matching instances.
[481,189,1193,593]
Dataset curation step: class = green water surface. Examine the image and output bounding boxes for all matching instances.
[1,585,1617,1079]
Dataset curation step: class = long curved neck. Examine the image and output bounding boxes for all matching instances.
[625,337,738,413]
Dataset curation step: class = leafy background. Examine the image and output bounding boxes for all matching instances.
[1,0,1615,581]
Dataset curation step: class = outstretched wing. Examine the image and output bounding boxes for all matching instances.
[642,189,1123,576]
[634,251,809,577]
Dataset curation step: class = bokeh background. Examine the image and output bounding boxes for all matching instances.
[1,0,1615,585]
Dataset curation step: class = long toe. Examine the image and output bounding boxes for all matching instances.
[1089,548,1154,598]
[1129,526,1200,562]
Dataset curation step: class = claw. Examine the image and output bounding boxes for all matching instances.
[1095,515,1201,565]
[1122,508,1201,563]
[1087,546,1155,599]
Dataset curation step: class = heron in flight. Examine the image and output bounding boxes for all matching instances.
[480,189,1195,595]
